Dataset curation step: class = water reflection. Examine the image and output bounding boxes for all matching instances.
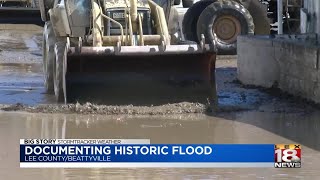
[229,111,320,151]
[0,111,319,179]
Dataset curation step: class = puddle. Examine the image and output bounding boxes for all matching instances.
[24,37,39,51]
[0,63,53,105]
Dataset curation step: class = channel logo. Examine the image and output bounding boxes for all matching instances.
[274,144,301,168]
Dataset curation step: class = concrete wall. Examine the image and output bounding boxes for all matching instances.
[302,0,320,35]
[237,34,320,103]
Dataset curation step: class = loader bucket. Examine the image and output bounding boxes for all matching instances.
[64,45,217,106]
[0,7,42,25]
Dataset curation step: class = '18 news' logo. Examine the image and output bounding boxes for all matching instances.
[274,144,301,168]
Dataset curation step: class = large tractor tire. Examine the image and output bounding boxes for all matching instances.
[182,0,216,42]
[197,0,254,55]
[53,39,67,103]
[42,21,56,93]
[243,0,270,35]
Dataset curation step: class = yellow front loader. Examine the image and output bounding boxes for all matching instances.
[40,0,218,106]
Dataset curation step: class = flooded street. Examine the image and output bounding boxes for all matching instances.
[0,111,319,179]
[0,21,319,179]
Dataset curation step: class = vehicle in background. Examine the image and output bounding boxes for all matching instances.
[182,0,303,55]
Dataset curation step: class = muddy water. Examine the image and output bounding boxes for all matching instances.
[0,111,319,179]
[0,63,55,105]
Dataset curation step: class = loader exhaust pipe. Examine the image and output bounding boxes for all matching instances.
[130,0,138,32]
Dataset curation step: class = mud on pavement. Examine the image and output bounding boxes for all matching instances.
[0,102,208,115]
[0,23,318,116]
[0,28,42,64]
[0,56,316,116]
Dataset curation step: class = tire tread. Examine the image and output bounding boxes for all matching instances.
[182,0,216,42]
[196,0,254,55]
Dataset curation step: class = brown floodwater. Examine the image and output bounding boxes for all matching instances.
[0,110,319,179]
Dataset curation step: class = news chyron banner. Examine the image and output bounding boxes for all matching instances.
[20,139,301,168]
